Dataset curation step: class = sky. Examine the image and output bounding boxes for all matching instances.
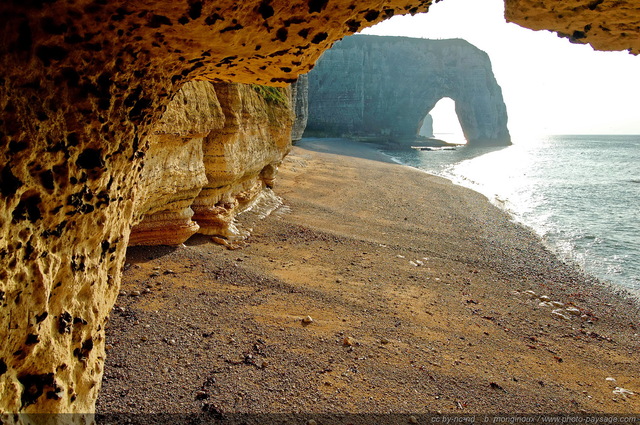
[360,0,640,137]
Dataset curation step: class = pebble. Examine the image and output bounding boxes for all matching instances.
[130,290,141,297]
[143,288,151,294]
[119,290,127,296]
[409,261,418,267]
[343,336,355,347]
[302,315,314,324]
[380,337,390,344]
[613,387,635,397]
[524,290,537,297]
[168,339,176,345]
[566,307,581,316]
[409,416,418,424]
[538,301,554,308]
[606,377,617,383]
[551,309,571,320]
[551,301,565,307]
[307,420,317,425]
[539,295,551,301]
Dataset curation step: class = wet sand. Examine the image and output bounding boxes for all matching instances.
[97,138,640,415]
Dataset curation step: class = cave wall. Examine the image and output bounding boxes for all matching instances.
[1,0,640,416]
[305,35,511,146]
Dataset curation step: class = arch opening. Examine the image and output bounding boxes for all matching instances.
[424,97,467,145]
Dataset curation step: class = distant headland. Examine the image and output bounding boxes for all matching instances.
[304,35,511,147]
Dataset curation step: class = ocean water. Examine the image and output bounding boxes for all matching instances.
[380,135,640,294]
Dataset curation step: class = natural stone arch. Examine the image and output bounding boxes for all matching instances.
[419,97,466,142]
[305,35,511,146]
[1,0,640,416]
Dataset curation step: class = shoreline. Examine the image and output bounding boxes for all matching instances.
[345,137,640,301]
[97,138,639,414]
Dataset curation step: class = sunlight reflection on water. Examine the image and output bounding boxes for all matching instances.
[381,135,640,293]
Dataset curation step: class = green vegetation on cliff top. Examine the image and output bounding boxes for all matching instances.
[252,84,288,106]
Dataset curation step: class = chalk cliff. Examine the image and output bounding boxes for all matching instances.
[2,0,640,416]
[291,74,310,142]
[305,35,511,146]
[191,83,293,239]
[130,81,293,246]
[419,114,434,138]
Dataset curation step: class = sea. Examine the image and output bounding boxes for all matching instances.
[379,134,640,295]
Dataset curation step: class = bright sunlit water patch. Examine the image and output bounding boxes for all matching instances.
[380,135,640,293]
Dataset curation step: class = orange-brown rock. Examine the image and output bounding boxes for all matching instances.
[504,0,640,54]
[1,0,640,416]
[129,81,219,246]
[128,134,207,246]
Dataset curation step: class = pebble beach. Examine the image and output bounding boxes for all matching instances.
[96,138,640,416]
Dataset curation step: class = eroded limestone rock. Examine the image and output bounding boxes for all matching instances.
[129,81,221,246]
[305,35,511,146]
[192,83,293,240]
[131,81,293,246]
[504,0,640,54]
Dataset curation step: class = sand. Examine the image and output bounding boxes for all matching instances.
[96,138,640,417]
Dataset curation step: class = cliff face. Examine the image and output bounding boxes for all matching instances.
[191,83,292,239]
[305,35,511,146]
[129,81,220,246]
[291,74,310,142]
[130,81,292,246]
[1,0,640,416]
